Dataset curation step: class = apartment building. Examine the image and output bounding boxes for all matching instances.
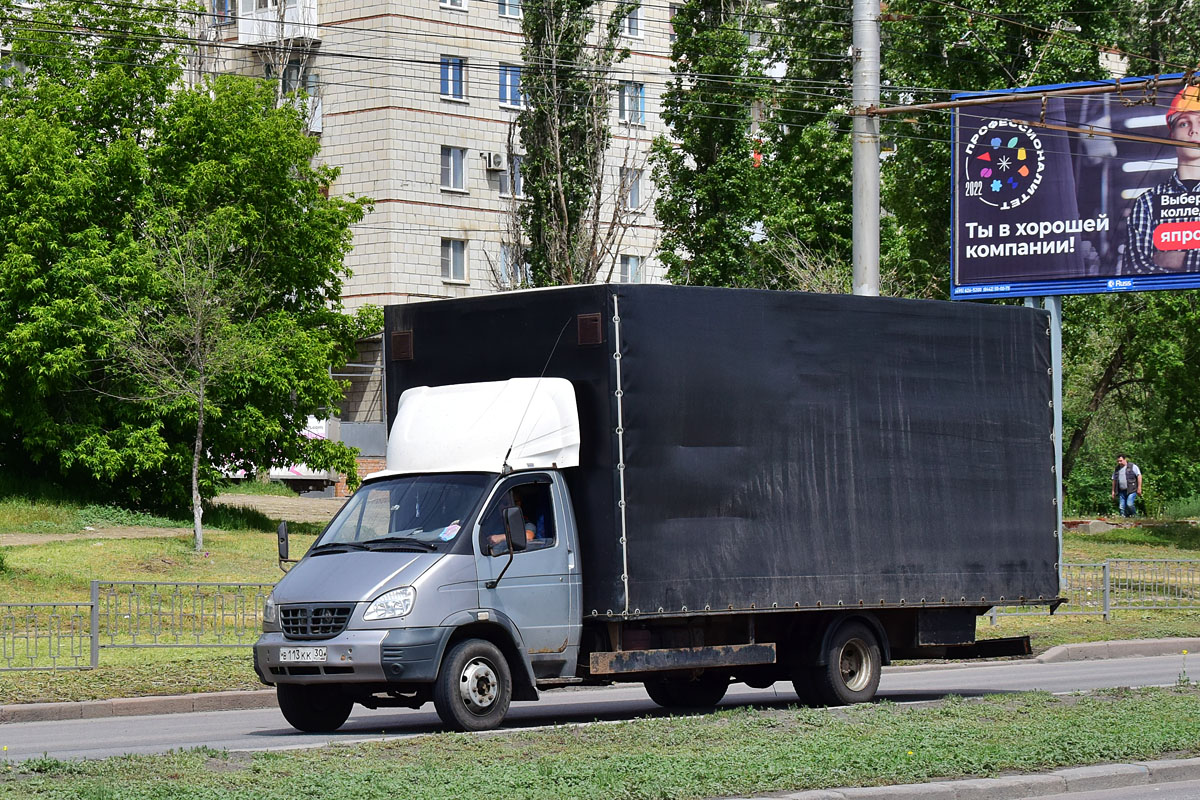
[198,0,672,483]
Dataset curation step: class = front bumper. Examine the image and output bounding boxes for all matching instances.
[254,627,451,686]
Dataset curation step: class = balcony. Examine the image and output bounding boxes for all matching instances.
[237,0,319,47]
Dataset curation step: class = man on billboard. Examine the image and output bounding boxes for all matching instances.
[1125,85,1200,273]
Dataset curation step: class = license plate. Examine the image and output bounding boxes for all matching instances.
[279,646,327,663]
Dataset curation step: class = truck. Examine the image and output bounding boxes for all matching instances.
[253,284,1060,733]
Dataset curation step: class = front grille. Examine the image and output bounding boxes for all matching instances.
[279,605,353,640]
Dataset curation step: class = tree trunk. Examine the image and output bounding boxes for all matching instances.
[1062,341,1125,481]
[192,390,206,552]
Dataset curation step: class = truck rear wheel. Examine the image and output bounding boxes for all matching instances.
[644,671,729,709]
[805,620,882,707]
[276,684,353,732]
[433,638,512,732]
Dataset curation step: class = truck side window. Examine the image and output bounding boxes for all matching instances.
[354,485,391,541]
[480,482,557,556]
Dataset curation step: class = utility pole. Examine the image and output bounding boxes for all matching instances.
[851,0,880,296]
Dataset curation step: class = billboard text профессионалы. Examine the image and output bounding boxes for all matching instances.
[951,75,1200,299]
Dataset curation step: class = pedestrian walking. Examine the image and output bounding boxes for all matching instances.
[1111,455,1143,517]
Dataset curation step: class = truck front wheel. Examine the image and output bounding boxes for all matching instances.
[433,638,513,732]
[643,671,729,709]
[801,620,882,707]
[276,684,353,732]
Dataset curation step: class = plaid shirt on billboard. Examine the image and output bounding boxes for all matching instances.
[1125,173,1200,274]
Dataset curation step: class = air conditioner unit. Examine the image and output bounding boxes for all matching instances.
[484,152,505,171]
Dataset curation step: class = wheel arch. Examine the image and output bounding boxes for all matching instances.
[442,617,538,702]
[811,613,891,667]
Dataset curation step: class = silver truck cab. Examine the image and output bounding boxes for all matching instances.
[253,379,584,732]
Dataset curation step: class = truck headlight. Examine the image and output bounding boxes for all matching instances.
[263,594,277,624]
[364,587,416,621]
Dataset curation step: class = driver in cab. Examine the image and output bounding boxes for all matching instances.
[484,487,547,554]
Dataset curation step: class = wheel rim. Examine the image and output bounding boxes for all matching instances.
[838,637,873,693]
[458,657,499,715]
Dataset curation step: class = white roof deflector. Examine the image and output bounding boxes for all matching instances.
[385,378,581,474]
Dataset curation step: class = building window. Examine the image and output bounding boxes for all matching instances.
[440,0,465,9]
[669,4,680,42]
[245,0,295,11]
[499,155,524,197]
[282,63,306,94]
[619,254,642,283]
[440,56,465,100]
[441,146,466,190]
[499,243,529,287]
[622,2,641,37]
[212,0,234,24]
[498,0,521,17]
[499,64,522,107]
[441,238,467,281]
[621,167,642,209]
[618,82,645,124]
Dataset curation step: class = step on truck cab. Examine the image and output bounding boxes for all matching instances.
[254,285,1061,732]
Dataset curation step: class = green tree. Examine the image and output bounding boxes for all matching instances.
[517,0,633,285]
[109,209,268,550]
[651,0,774,287]
[658,1,921,293]
[0,1,373,511]
[136,74,374,511]
[0,0,183,501]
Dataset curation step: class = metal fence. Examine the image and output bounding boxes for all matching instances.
[96,581,273,649]
[0,602,95,671]
[988,559,1200,623]
[1,581,273,671]
[4,564,1199,670]
[1061,559,1200,617]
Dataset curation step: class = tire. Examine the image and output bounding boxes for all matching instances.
[643,671,729,709]
[276,683,353,732]
[808,620,882,707]
[433,638,513,732]
[789,667,822,707]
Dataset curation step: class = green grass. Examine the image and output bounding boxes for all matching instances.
[0,493,324,538]
[0,530,316,603]
[1,687,1198,799]
[1064,524,1200,561]
[0,651,263,705]
[1162,494,1200,519]
[214,480,302,498]
[978,610,1200,651]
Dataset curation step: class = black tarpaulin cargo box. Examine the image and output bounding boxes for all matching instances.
[384,284,1058,619]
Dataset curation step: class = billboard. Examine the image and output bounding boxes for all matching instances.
[951,74,1200,299]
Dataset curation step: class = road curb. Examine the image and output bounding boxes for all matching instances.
[1,638,1195,724]
[882,637,1197,674]
[0,689,277,724]
[766,757,1200,800]
[1036,637,1198,664]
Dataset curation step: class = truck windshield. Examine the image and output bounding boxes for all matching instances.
[315,474,492,550]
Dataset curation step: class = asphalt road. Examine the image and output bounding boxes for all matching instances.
[1,653,1190,762]
[1038,781,1200,800]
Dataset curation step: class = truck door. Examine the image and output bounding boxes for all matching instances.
[476,474,578,679]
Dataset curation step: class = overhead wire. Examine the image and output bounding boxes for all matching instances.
[0,3,1183,167]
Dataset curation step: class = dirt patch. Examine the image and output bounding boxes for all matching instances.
[0,526,187,547]
[211,493,346,524]
[0,495,344,548]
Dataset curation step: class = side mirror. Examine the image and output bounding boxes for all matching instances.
[504,507,528,552]
[277,521,289,561]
